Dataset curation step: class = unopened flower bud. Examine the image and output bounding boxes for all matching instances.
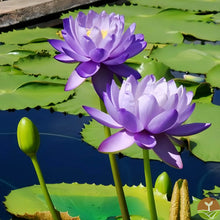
[155,171,172,198]
[17,117,40,157]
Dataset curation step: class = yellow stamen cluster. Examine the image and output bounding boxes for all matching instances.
[86,28,108,39]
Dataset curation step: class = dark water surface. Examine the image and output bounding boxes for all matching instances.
[0,109,219,219]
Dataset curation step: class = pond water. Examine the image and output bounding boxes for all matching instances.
[0,108,219,219]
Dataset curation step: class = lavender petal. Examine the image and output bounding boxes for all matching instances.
[167,123,211,136]
[153,134,183,169]
[83,106,122,128]
[76,61,100,78]
[98,129,135,153]
[107,64,141,79]
[65,70,86,91]
[147,109,178,134]
[134,131,156,149]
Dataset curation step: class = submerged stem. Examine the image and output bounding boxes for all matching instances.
[143,149,158,220]
[30,155,61,220]
[100,99,130,220]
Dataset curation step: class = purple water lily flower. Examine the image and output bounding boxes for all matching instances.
[49,10,146,97]
[83,75,211,169]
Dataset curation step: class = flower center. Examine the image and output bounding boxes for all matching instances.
[101,30,108,39]
[86,28,108,39]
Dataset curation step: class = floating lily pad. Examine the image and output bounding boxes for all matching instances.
[151,43,220,75]
[5,183,218,219]
[130,0,220,12]
[14,54,77,79]
[20,41,57,55]
[47,81,100,115]
[206,65,220,88]
[0,27,60,45]
[187,102,220,162]
[4,183,170,220]
[0,72,73,110]
[0,44,34,65]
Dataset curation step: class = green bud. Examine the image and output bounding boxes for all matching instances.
[155,171,172,198]
[17,117,40,157]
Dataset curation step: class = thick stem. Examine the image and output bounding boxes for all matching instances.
[30,155,61,220]
[143,149,158,220]
[100,99,130,220]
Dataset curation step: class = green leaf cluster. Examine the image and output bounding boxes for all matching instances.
[0,28,74,110]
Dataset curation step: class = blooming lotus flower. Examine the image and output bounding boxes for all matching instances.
[83,75,211,168]
[49,10,146,97]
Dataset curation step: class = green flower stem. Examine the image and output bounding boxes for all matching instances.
[143,149,158,220]
[100,99,130,220]
[30,155,61,220]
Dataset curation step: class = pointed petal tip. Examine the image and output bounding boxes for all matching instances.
[167,122,211,136]
[205,123,211,128]
[64,83,74,91]
[167,152,183,169]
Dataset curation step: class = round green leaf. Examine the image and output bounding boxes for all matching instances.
[0,72,73,110]
[14,55,77,79]
[151,43,220,74]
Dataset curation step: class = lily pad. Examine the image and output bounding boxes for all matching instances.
[5,183,219,219]
[19,41,57,56]
[151,43,220,75]
[4,183,170,220]
[47,81,100,115]
[0,72,73,110]
[130,0,220,12]
[206,64,220,88]
[187,102,220,162]
[14,54,78,79]
[0,27,60,45]
[0,44,34,65]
